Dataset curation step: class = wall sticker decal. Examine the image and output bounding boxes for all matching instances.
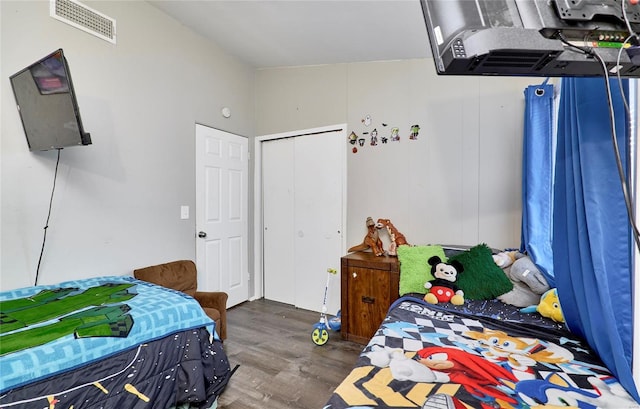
[409,124,420,140]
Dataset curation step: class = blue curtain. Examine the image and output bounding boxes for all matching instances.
[553,77,638,401]
[521,81,556,287]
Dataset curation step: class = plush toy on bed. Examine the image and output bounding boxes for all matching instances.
[424,256,465,305]
[497,255,551,308]
[492,250,525,268]
[521,288,565,323]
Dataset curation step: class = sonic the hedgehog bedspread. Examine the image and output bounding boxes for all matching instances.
[324,297,640,409]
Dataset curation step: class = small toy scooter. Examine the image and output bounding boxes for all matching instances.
[311,268,341,346]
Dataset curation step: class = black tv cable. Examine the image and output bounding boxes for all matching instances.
[34,148,62,286]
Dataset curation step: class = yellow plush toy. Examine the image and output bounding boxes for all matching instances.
[521,288,565,323]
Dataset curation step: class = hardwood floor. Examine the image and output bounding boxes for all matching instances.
[217,299,363,408]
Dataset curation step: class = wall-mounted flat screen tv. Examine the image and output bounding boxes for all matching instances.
[10,49,91,151]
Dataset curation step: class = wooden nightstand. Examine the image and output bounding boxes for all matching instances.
[340,252,400,344]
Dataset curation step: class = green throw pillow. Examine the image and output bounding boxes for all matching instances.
[397,245,447,296]
[448,243,513,300]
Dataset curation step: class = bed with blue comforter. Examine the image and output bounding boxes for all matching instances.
[0,276,231,408]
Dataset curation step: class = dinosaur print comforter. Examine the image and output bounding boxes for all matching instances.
[324,296,640,409]
[0,276,232,408]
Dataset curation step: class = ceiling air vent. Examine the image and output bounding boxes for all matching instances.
[50,0,116,44]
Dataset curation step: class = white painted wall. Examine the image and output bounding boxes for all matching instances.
[255,60,538,252]
[0,2,544,295]
[0,1,254,290]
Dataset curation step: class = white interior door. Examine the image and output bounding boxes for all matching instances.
[262,129,345,314]
[195,124,248,308]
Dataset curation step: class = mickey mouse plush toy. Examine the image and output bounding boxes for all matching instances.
[424,256,465,305]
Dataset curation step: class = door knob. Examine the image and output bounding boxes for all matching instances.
[198,231,207,238]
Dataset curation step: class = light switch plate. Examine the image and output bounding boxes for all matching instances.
[180,205,189,220]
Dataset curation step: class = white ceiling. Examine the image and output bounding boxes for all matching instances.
[148,0,432,68]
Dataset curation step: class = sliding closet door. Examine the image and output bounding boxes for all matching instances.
[262,130,344,314]
[263,138,296,305]
[293,132,343,313]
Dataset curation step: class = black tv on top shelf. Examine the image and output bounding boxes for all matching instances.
[420,0,640,77]
[10,49,91,151]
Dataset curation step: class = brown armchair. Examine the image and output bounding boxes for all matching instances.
[133,260,228,340]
